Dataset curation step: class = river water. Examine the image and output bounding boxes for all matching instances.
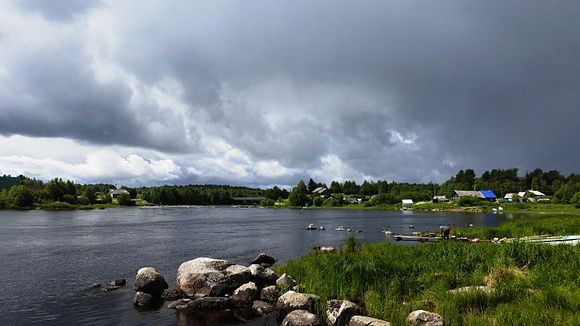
[0,207,504,325]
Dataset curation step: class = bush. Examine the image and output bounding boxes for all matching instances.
[77,196,90,205]
[260,198,275,207]
[458,196,481,207]
[62,194,77,205]
[116,193,133,206]
[312,196,324,206]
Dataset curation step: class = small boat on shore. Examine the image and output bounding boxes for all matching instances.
[306,223,316,230]
[395,235,439,242]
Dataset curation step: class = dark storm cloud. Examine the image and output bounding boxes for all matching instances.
[12,0,101,21]
[0,35,194,152]
[1,0,578,184]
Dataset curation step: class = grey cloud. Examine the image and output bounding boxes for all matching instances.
[0,40,196,153]
[12,0,102,22]
[2,0,579,185]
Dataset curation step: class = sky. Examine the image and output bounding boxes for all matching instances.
[0,0,578,187]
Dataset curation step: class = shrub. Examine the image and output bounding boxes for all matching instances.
[458,196,481,207]
[260,198,275,207]
[116,193,133,206]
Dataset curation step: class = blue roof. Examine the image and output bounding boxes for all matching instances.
[479,190,497,199]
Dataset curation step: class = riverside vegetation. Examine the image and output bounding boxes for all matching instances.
[276,214,580,325]
[2,167,579,210]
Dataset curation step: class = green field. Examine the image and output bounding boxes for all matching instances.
[277,214,580,325]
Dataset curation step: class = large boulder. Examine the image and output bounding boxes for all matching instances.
[251,253,276,266]
[249,264,278,287]
[252,300,276,315]
[277,290,319,315]
[230,282,259,307]
[176,257,251,297]
[349,315,391,326]
[134,267,168,297]
[407,310,444,326]
[276,273,297,289]
[260,285,280,302]
[282,309,319,326]
[327,299,359,326]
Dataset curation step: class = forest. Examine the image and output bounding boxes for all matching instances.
[0,167,578,209]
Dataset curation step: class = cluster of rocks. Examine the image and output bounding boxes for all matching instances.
[126,253,445,325]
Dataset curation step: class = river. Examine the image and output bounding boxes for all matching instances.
[0,207,504,325]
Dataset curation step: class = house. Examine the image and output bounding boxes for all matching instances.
[451,190,484,201]
[432,195,449,203]
[401,199,414,207]
[520,190,548,202]
[504,193,515,202]
[312,187,330,198]
[109,189,130,199]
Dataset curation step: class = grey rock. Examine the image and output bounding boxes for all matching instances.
[133,291,154,306]
[110,279,126,286]
[231,282,259,307]
[252,300,276,315]
[282,309,319,326]
[251,253,276,266]
[161,288,185,301]
[260,285,280,302]
[407,310,444,326]
[102,285,120,292]
[249,264,278,287]
[176,257,251,297]
[167,298,191,309]
[187,297,231,310]
[349,315,391,326]
[327,299,359,326]
[134,267,168,297]
[276,273,297,289]
[277,290,319,315]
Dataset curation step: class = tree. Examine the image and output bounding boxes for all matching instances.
[8,185,34,207]
[288,180,309,206]
[307,178,318,193]
[116,193,133,206]
[329,181,343,194]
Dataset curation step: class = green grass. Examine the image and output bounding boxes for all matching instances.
[456,214,580,239]
[276,216,580,325]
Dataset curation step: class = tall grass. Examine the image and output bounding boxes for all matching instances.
[455,214,580,239]
[277,238,580,325]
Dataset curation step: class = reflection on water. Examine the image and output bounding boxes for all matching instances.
[0,208,504,325]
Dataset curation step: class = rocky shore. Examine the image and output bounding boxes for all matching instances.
[103,252,445,325]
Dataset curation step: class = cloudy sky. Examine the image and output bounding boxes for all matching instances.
[0,0,578,187]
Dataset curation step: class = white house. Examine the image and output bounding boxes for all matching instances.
[402,199,414,207]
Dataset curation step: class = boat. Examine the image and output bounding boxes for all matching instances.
[306,223,316,230]
[319,226,325,231]
[395,235,439,242]
[335,226,345,231]
[523,235,580,245]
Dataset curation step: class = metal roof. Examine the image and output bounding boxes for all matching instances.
[479,190,497,199]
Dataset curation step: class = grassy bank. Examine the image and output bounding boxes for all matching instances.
[277,214,580,325]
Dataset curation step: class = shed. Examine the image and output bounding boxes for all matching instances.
[451,190,484,201]
[402,199,414,207]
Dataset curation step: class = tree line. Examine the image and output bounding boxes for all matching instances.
[0,167,578,209]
